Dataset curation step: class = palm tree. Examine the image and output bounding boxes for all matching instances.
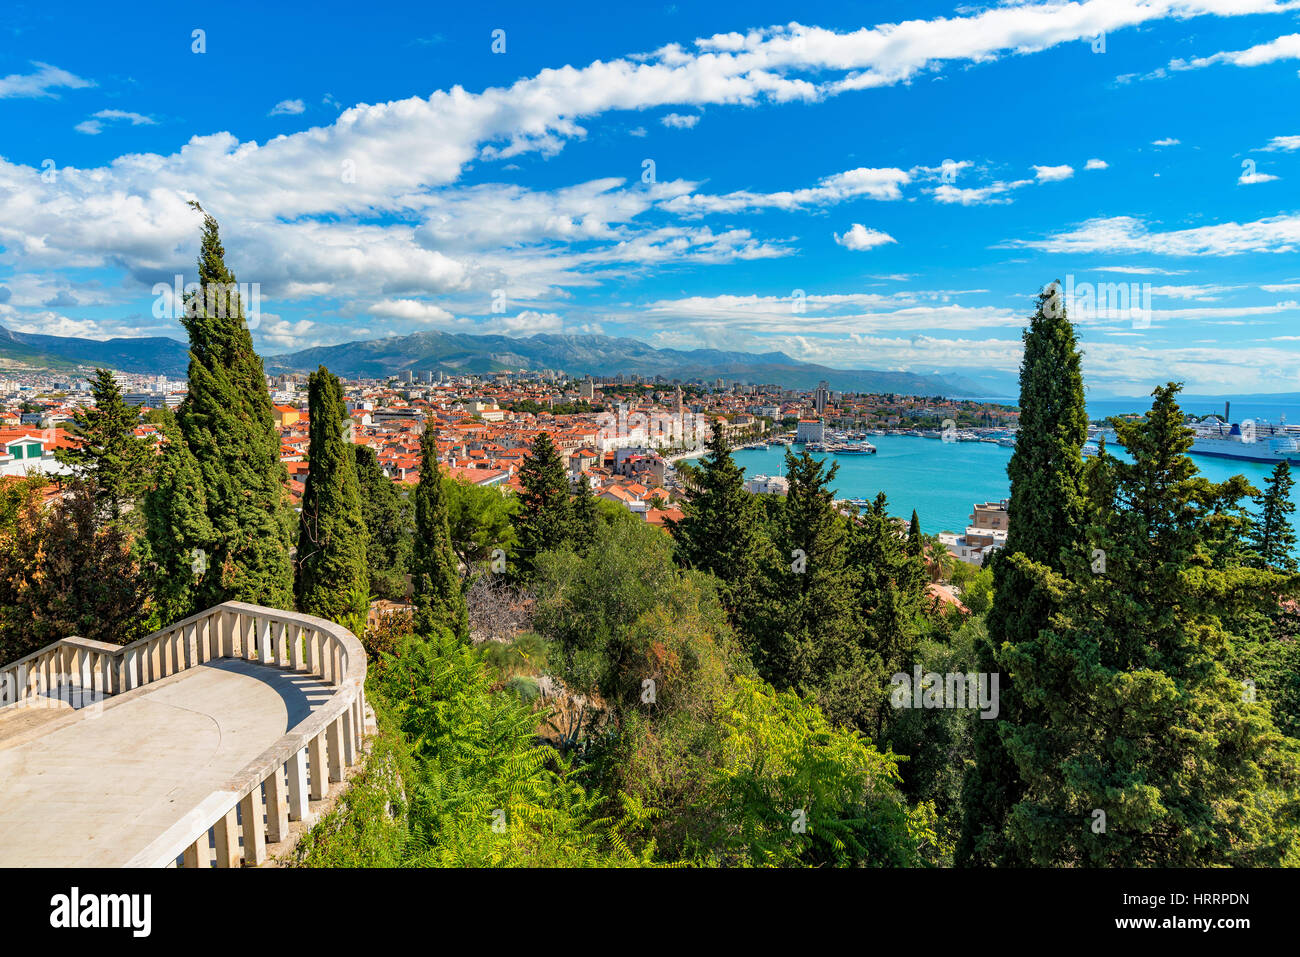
[922,533,956,583]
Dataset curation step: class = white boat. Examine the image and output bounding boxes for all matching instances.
[1188,420,1300,463]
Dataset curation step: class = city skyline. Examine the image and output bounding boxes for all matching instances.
[1,0,1299,397]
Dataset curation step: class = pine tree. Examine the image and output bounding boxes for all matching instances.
[55,368,155,526]
[354,444,413,599]
[1001,383,1300,865]
[412,430,468,640]
[295,367,369,622]
[849,493,928,737]
[176,206,294,609]
[511,432,575,579]
[1250,461,1298,572]
[142,410,214,627]
[959,283,1088,866]
[756,449,866,730]
[668,428,765,616]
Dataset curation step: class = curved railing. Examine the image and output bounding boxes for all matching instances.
[0,601,368,868]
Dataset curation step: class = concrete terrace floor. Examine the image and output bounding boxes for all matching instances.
[0,659,334,867]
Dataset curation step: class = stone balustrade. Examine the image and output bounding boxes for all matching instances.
[0,601,368,867]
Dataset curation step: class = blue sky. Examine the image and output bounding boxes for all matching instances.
[1,0,1299,396]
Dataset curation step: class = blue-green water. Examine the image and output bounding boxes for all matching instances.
[698,436,1299,537]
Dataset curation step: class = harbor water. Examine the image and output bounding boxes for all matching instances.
[705,435,1300,540]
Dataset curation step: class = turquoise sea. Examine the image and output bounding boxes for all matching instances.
[696,436,1300,538]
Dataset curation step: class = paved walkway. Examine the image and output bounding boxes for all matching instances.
[0,659,333,867]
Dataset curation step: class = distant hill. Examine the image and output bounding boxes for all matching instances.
[0,324,190,376]
[265,330,984,397]
[0,323,984,397]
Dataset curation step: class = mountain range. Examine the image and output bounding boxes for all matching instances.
[264,330,985,395]
[0,324,984,396]
[0,324,192,377]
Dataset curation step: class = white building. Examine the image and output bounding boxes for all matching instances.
[0,432,74,479]
[939,500,1010,566]
[745,473,789,495]
[796,419,824,444]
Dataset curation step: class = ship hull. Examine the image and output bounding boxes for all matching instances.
[1188,445,1300,464]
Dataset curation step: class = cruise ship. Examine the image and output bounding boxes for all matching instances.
[1188,419,1300,464]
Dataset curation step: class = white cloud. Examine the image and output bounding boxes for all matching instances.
[258,316,316,348]
[1239,168,1280,184]
[367,299,455,323]
[74,109,157,135]
[1145,283,1241,300]
[5,0,1300,338]
[269,99,306,116]
[1151,137,1180,146]
[660,112,699,128]
[1171,31,1300,70]
[0,62,93,99]
[1093,265,1188,275]
[497,310,566,333]
[1085,158,1109,170]
[1260,134,1300,151]
[1033,164,1074,182]
[834,224,897,251]
[1010,214,1300,256]
[642,291,1021,333]
[932,179,1032,205]
[663,166,910,215]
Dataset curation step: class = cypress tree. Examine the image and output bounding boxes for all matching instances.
[1002,384,1300,865]
[142,409,215,627]
[295,366,369,621]
[572,471,598,553]
[176,206,294,609]
[906,510,923,559]
[354,444,413,599]
[1250,461,1297,572]
[959,283,1088,866]
[412,430,468,640]
[56,367,155,526]
[511,431,575,579]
